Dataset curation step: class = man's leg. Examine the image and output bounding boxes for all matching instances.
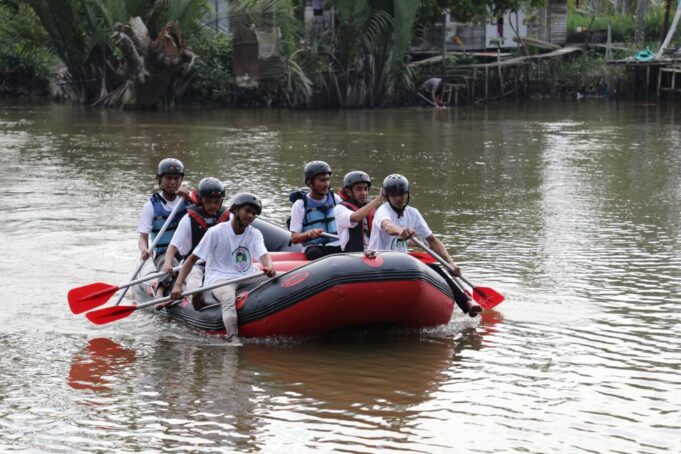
[212,283,239,337]
[152,254,177,297]
[185,264,206,310]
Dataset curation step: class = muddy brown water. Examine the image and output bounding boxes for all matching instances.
[0,100,679,452]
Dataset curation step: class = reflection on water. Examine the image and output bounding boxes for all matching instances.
[69,338,136,393]
[0,100,680,451]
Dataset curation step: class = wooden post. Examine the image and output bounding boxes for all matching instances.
[498,63,505,100]
[646,65,651,100]
[515,64,519,99]
[485,66,489,101]
[472,67,477,101]
[442,13,447,75]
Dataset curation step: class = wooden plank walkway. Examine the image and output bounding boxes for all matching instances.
[454,46,582,69]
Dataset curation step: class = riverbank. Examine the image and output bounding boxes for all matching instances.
[2,50,641,109]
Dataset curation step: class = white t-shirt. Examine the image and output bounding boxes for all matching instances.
[289,192,342,247]
[170,211,231,256]
[136,194,186,234]
[368,203,432,252]
[334,203,369,251]
[192,222,267,285]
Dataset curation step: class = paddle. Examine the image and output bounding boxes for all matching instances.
[410,237,504,310]
[69,262,189,314]
[85,273,257,325]
[112,197,186,306]
[416,92,437,107]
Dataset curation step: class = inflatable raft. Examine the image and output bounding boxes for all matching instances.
[131,218,459,337]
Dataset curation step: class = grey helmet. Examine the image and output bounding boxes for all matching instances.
[342,171,371,190]
[198,177,225,199]
[229,192,262,215]
[157,158,184,178]
[382,174,409,195]
[304,160,332,185]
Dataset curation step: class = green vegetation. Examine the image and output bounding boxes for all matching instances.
[567,0,669,45]
[0,0,670,107]
[0,2,56,96]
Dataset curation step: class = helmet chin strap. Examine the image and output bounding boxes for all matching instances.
[234,212,246,228]
[388,193,409,217]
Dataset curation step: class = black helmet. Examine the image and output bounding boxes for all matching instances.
[157,158,184,177]
[383,174,409,195]
[304,160,332,184]
[198,177,225,199]
[229,192,262,215]
[343,171,371,190]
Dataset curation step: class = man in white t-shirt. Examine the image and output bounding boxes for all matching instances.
[171,193,276,341]
[163,177,230,308]
[334,171,384,252]
[289,160,342,260]
[136,158,192,296]
[368,174,481,317]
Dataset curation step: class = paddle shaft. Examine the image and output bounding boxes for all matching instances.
[133,273,257,311]
[115,259,205,290]
[113,197,186,306]
[416,92,437,107]
[410,237,456,274]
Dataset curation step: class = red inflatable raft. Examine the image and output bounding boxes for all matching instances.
[131,218,459,337]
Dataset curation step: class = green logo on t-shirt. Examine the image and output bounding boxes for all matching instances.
[232,246,251,272]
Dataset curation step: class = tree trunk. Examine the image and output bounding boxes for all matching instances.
[662,0,672,41]
[635,0,648,45]
[95,17,195,108]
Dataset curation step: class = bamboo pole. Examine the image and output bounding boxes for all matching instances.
[657,1,681,59]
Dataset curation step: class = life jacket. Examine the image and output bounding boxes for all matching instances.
[340,200,374,252]
[291,190,337,246]
[150,193,190,256]
[186,205,231,256]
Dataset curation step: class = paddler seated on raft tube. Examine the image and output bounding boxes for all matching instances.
[162,177,231,309]
[367,174,482,317]
[288,160,343,260]
[136,158,193,297]
[334,171,384,253]
[171,193,276,343]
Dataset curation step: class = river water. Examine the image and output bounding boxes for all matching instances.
[0,100,679,452]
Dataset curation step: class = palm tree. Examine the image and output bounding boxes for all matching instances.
[22,0,208,107]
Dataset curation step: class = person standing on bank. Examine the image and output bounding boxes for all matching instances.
[163,177,230,308]
[289,160,342,260]
[334,171,384,252]
[136,158,193,296]
[171,193,276,342]
[367,174,481,317]
[420,77,445,108]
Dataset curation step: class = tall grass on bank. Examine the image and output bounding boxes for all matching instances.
[568,3,668,45]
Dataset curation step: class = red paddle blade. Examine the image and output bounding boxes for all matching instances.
[409,251,438,264]
[68,283,119,314]
[85,305,137,325]
[472,286,505,310]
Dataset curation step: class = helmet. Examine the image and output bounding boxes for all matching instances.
[197,177,225,199]
[157,158,184,177]
[229,192,262,215]
[304,160,332,184]
[382,174,409,195]
[342,171,371,190]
